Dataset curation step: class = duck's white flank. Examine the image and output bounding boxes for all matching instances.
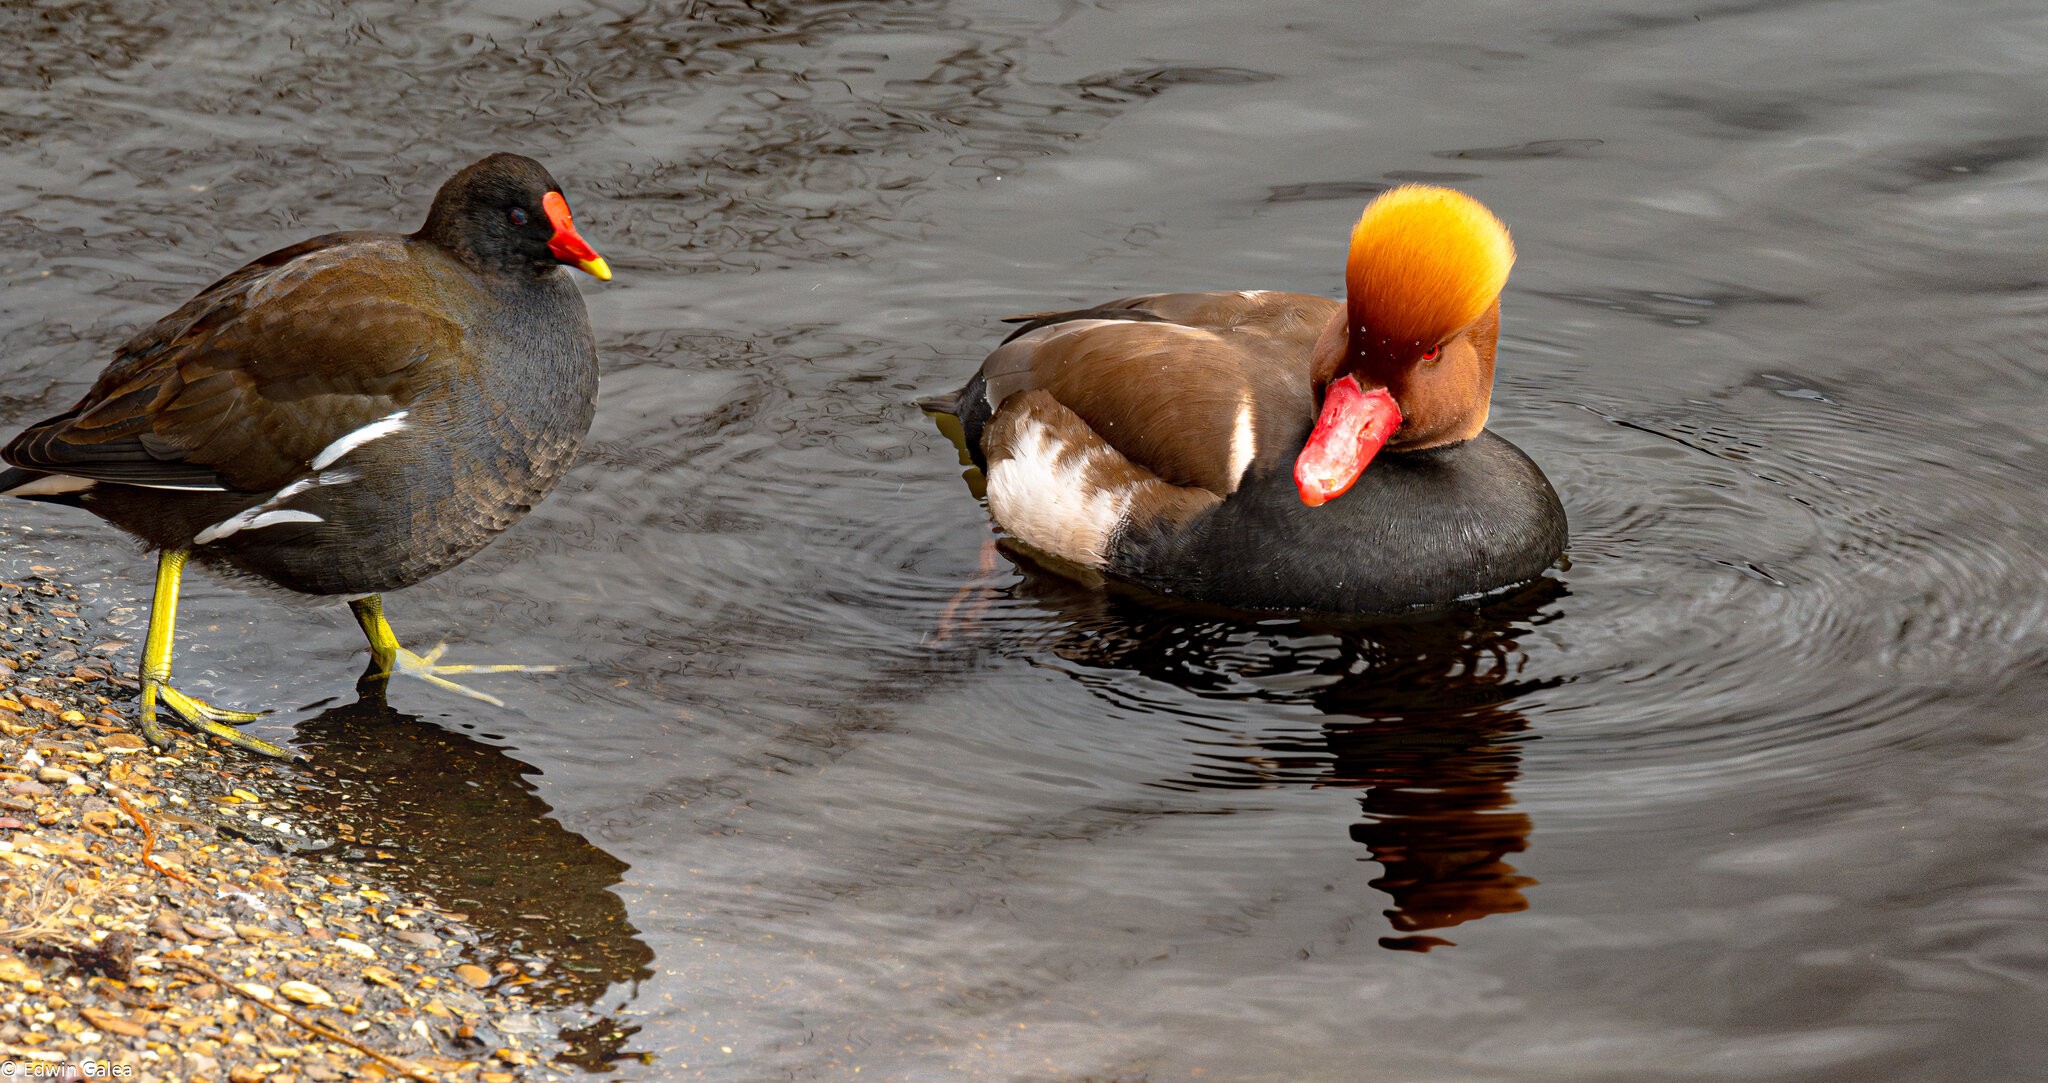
[986,416,1131,567]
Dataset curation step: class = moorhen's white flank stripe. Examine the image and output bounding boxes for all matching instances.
[207,509,325,541]
[193,470,356,544]
[311,410,410,470]
[194,507,325,544]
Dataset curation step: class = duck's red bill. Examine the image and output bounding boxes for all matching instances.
[1294,376,1402,507]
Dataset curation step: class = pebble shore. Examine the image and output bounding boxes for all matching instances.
[0,562,608,1082]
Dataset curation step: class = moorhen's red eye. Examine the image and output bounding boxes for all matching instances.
[1421,346,1440,362]
[508,208,529,226]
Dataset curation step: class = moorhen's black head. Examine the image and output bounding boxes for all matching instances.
[417,152,610,281]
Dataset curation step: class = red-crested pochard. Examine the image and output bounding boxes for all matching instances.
[1,153,611,756]
[934,185,1565,613]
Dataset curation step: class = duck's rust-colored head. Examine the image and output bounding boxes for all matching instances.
[1296,186,1515,506]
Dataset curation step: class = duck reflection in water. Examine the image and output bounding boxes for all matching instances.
[282,677,654,1064]
[973,547,1565,952]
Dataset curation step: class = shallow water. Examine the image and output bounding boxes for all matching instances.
[6,0,2048,1078]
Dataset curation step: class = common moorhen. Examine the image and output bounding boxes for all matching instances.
[933,185,1566,613]
[1,152,610,756]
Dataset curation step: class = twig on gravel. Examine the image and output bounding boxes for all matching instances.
[113,791,188,885]
[165,956,445,1083]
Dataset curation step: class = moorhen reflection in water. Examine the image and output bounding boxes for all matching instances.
[999,549,1565,950]
[284,681,654,1011]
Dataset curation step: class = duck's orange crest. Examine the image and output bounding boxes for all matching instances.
[1345,185,1514,356]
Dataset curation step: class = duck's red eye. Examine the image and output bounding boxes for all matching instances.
[1421,346,1440,362]
[509,208,530,227]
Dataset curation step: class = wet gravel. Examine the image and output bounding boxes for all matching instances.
[0,558,608,1082]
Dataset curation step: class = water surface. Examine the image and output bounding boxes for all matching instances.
[5,0,2048,1078]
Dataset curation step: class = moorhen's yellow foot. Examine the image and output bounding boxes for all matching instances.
[369,643,566,708]
[124,549,293,759]
[350,595,567,709]
[139,679,291,758]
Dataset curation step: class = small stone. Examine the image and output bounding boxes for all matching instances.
[453,964,491,989]
[35,767,77,785]
[279,980,335,1008]
[97,733,148,752]
[78,1006,147,1038]
[332,938,374,960]
[234,982,274,1001]
[151,911,188,943]
[440,987,486,1013]
[182,920,232,941]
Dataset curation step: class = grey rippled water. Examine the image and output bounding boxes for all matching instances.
[5,0,2048,1079]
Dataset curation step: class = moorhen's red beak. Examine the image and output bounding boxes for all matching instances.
[1294,376,1402,506]
[542,191,611,281]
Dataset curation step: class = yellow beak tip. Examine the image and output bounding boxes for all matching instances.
[579,256,613,282]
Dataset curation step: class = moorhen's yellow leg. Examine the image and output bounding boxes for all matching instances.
[349,594,562,708]
[137,549,289,758]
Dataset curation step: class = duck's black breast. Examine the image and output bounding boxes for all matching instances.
[1108,430,1567,614]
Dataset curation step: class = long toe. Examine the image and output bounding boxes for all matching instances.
[147,684,294,759]
[385,644,569,708]
[161,686,267,725]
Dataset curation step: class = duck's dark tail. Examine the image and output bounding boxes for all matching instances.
[916,373,992,471]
